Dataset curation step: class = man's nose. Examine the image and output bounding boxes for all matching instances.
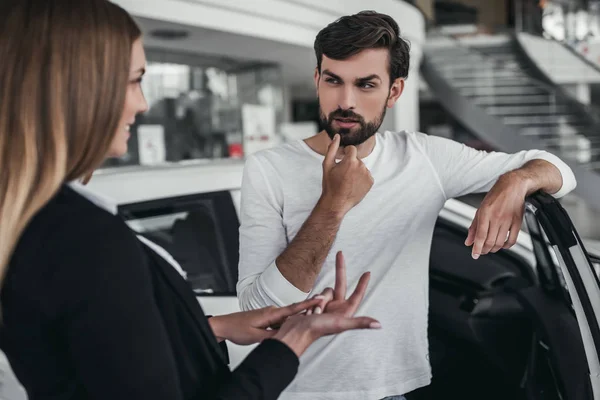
[337,86,356,110]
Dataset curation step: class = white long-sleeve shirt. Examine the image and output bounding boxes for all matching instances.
[237,131,576,400]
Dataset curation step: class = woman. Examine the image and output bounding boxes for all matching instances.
[0,1,380,399]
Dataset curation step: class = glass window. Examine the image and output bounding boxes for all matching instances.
[119,191,239,296]
[102,48,284,169]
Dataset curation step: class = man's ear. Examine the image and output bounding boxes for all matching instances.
[387,78,405,108]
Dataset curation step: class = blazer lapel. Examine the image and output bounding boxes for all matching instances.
[141,242,227,364]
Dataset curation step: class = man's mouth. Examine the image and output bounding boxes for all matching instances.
[334,118,359,128]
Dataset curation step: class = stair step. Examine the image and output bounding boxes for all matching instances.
[427,53,482,62]
[548,147,600,157]
[541,136,600,146]
[503,115,583,125]
[462,86,547,96]
[471,46,516,55]
[452,78,538,89]
[441,70,531,80]
[435,60,528,73]
[589,161,600,171]
[485,54,520,62]
[436,63,503,72]
[485,105,574,116]
[520,126,594,136]
[472,95,556,106]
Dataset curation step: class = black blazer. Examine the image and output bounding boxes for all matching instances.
[0,185,298,400]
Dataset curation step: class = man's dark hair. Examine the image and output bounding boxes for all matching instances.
[314,11,411,83]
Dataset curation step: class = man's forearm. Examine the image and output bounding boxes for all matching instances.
[507,159,563,196]
[275,198,344,292]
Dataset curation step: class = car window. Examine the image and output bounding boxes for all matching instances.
[430,218,536,288]
[524,208,575,307]
[119,190,239,296]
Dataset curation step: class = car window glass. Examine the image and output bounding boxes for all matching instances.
[119,191,239,296]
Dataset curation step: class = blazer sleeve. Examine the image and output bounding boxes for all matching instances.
[47,211,300,400]
[46,213,186,400]
[215,339,299,400]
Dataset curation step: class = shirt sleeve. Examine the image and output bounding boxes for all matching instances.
[410,132,577,200]
[236,154,310,311]
[48,214,185,400]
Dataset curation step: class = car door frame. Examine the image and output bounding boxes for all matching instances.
[526,191,600,399]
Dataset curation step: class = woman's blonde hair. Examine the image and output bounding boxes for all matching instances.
[0,0,141,287]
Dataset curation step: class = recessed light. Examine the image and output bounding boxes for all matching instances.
[150,29,189,40]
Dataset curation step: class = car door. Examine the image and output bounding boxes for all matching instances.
[521,191,600,400]
[423,192,600,400]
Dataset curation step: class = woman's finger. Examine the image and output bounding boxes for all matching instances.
[325,316,381,335]
[253,327,278,342]
[266,297,323,326]
[314,287,334,314]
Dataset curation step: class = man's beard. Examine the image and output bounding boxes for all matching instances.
[319,103,387,147]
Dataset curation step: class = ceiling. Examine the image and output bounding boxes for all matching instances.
[136,16,316,88]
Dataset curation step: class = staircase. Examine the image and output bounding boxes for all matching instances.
[423,36,600,172]
[422,35,600,208]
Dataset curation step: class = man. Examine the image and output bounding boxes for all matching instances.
[237,10,576,400]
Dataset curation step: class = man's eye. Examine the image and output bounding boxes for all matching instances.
[360,83,375,89]
[325,78,339,84]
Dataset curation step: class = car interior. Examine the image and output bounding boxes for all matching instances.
[120,191,239,296]
[119,191,593,400]
[411,201,592,400]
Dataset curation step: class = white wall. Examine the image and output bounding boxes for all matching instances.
[114,0,426,132]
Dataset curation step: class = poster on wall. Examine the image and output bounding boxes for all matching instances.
[137,125,166,165]
[241,103,278,156]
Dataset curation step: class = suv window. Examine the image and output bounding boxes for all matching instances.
[119,191,239,296]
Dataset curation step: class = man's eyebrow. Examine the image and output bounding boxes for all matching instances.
[322,69,342,81]
[322,70,382,84]
[355,74,382,83]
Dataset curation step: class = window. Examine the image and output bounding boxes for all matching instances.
[119,191,239,296]
[102,48,285,169]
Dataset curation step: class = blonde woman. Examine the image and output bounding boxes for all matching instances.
[0,1,380,399]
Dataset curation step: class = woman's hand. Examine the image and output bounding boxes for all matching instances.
[208,296,324,345]
[272,312,380,357]
[273,251,380,357]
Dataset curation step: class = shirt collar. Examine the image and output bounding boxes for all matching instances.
[68,181,118,216]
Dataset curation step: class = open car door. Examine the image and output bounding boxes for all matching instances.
[519,192,600,400]
[423,192,600,400]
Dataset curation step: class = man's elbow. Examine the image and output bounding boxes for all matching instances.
[531,152,577,198]
[550,159,577,198]
[236,279,275,311]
